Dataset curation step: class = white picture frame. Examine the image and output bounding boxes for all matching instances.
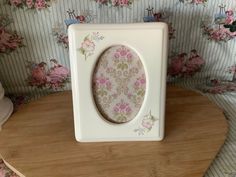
[68,23,168,142]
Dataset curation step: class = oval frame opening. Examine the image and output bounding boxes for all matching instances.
[92,45,147,124]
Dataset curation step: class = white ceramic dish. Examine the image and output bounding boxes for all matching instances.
[69,23,168,142]
[0,97,13,131]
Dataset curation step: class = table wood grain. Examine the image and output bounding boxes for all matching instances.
[0,86,228,177]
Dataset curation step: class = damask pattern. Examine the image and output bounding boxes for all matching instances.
[92,45,146,123]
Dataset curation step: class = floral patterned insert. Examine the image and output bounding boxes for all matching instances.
[92,45,146,123]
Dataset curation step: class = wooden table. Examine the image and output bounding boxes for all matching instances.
[0,86,228,177]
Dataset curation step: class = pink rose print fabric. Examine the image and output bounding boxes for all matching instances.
[6,0,53,10]
[0,160,19,177]
[27,59,70,90]
[0,14,24,55]
[92,45,146,123]
[94,0,133,7]
[168,50,205,77]
[179,0,207,5]
[201,7,236,42]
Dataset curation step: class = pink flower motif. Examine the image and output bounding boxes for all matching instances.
[127,53,133,61]
[142,118,154,130]
[184,50,205,75]
[28,60,70,90]
[93,74,112,90]
[95,0,108,4]
[81,39,95,52]
[202,25,236,42]
[113,100,132,115]
[193,0,206,4]
[114,52,120,58]
[9,0,22,6]
[95,0,131,6]
[118,0,129,6]
[0,168,5,177]
[34,0,47,10]
[26,0,34,8]
[47,59,70,85]
[134,74,146,90]
[168,53,187,76]
[0,28,23,53]
[209,86,227,94]
[228,66,236,74]
[168,50,205,77]
[225,10,234,25]
[116,46,130,57]
[29,62,48,86]
[0,28,12,53]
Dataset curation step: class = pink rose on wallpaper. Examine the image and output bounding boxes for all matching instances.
[184,50,205,75]
[0,27,24,54]
[168,53,187,77]
[95,0,108,3]
[206,28,236,41]
[29,62,48,87]
[47,59,70,87]
[114,0,129,6]
[94,0,132,7]
[34,0,47,9]
[57,33,68,48]
[6,0,52,10]
[10,0,22,6]
[225,10,234,25]
[0,28,12,52]
[193,0,206,4]
[27,59,70,90]
[26,0,34,8]
[179,0,207,5]
[201,8,236,42]
[200,79,236,94]
[168,50,205,77]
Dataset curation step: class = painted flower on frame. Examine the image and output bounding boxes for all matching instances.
[79,32,104,60]
[134,111,158,135]
[5,0,54,10]
[0,14,24,55]
[27,59,70,90]
[94,0,134,7]
[168,49,205,77]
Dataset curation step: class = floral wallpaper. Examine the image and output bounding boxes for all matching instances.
[0,14,23,55]
[0,0,236,176]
